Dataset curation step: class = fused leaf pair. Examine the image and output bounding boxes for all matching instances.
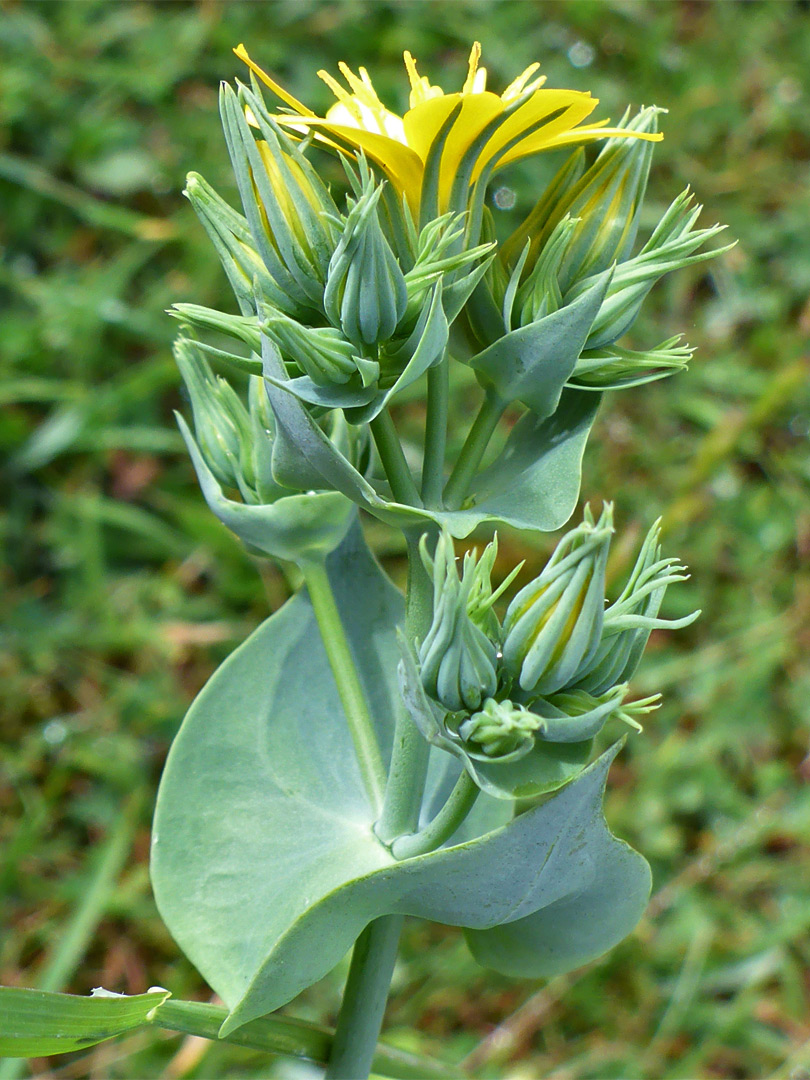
[151,528,652,1035]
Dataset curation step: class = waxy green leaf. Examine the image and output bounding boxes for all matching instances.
[152,527,649,1037]
[465,823,651,978]
[469,268,612,416]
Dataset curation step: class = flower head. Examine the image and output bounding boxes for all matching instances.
[234,42,661,217]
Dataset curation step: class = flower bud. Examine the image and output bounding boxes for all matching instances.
[551,107,662,293]
[501,504,613,697]
[572,519,699,695]
[242,375,286,504]
[324,180,408,347]
[171,303,261,354]
[174,337,253,491]
[402,210,495,326]
[220,83,339,315]
[459,698,540,759]
[579,188,731,349]
[568,335,693,391]
[183,172,293,317]
[175,338,355,563]
[418,532,498,714]
[259,304,371,387]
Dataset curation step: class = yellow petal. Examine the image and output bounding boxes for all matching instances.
[471,89,598,183]
[520,124,664,162]
[233,45,315,116]
[403,92,505,209]
[274,116,424,208]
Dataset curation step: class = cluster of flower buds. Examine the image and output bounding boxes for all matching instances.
[400,507,697,797]
[174,338,359,565]
[181,81,494,416]
[172,44,729,567]
[465,107,730,396]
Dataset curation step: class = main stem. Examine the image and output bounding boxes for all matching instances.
[300,558,386,814]
[323,914,406,1080]
[328,532,437,1080]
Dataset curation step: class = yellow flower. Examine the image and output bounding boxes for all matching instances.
[234,42,662,215]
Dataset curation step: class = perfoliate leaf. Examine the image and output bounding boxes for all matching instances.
[465,811,651,978]
[152,527,649,1036]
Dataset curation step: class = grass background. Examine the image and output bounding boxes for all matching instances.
[1,1,809,1076]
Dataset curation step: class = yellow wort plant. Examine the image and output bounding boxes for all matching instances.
[0,42,732,1080]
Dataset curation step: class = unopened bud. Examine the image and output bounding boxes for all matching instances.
[569,335,692,391]
[184,172,293,317]
[459,698,540,759]
[171,303,261,353]
[220,83,338,314]
[502,504,613,697]
[418,532,498,714]
[324,181,408,346]
[581,188,731,349]
[174,338,250,490]
[552,106,662,292]
[259,305,368,387]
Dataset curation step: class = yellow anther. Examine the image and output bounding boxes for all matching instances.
[501,62,544,103]
[462,41,483,94]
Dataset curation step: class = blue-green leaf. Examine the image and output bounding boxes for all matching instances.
[465,389,601,532]
[152,527,648,1037]
[178,414,355,564]
[469,268,612,416]
[465,819,651,978]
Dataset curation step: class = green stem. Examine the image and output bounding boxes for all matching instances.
[442,387,506,510]
[421,359,449,507]
[370,409,423,507]
[375,528,436,843]
[326,533,437,1078]
[324,914,405,1079]
[150,997,459,1079]
[300,558,386,814]
[391,771,480,859]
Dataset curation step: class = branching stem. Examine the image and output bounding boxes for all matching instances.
[375,527,436,843]
[443,387,506,510]
[370,409,423,507]
[391,771,480,859]
[421,359,449,507]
